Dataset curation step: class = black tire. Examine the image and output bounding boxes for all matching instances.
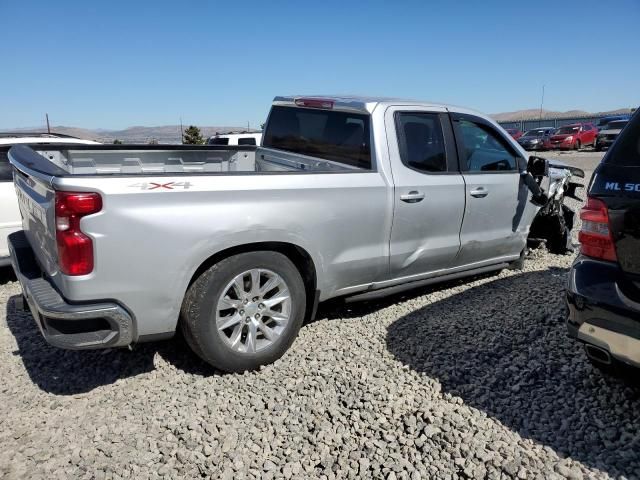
[181,251,306,372]
[595,143,602,152]
[575,139,581,151]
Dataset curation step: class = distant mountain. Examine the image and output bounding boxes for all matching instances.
[3,125,260,144]
[491,107,634,122]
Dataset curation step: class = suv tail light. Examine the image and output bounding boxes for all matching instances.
[55,191,102,275]
[579,196,617,262]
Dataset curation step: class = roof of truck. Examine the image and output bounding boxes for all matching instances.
[273,95,488,118]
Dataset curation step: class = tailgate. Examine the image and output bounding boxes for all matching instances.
[9,146,60,276]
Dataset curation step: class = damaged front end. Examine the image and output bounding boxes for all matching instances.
[522,156,584,254]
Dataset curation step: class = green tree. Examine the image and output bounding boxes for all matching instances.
[183,125,205,145]
[148,138,158,145]
[113,139,122,144]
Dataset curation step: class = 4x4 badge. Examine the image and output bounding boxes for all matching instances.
[128,181,192,190]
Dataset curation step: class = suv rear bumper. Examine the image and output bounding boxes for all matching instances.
[8,231,134,350]
[566,255,640,367]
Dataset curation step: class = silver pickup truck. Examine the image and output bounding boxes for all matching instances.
[8,95,581,372]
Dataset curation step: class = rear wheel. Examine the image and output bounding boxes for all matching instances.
[181,251,306,372]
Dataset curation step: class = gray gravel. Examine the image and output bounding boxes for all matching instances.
[1,151,639,480]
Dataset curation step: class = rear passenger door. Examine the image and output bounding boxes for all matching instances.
[386,107,466,279]
[450,113,531,267]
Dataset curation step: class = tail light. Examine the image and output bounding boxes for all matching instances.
[578,196,617,262]
[55,191,102,275]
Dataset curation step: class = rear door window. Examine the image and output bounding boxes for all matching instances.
[263,106,371,169]
[395,112,447,173]
[606,112,640,166]
[238,137,256,146]
[208,137,229,145]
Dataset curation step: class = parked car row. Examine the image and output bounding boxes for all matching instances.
[4,95,583,373]
[506,114,631,152]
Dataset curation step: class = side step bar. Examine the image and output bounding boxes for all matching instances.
[345,263,509,303]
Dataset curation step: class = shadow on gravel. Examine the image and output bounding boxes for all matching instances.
[0,266,16,285]
[386,268,640,478]
[5,295,216,395]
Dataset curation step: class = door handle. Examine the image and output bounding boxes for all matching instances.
[470,187,489,198]
[400,191,425,203]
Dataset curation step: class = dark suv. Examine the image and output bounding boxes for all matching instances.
[566,109,640,380]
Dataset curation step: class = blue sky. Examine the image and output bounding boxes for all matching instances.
[1,0,638,130]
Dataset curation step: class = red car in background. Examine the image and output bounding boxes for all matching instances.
[505,128,523,140]
[548,123,597,150]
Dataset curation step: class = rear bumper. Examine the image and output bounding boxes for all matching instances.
[8,231,134,350]
[566,255,640,367]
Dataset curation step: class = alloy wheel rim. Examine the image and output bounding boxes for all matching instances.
[216,268,291,353]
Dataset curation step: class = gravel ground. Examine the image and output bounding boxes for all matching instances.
[1,150,639,480]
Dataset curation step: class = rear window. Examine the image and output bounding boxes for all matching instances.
[208,137,229,145]
[263,106,371,169]
[237,137,256,146]
[606,112,640,166]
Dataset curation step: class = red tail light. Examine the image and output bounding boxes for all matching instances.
[578,196,617,262]
[55,192,102,275]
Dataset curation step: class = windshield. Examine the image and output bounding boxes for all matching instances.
[606,120,628,130]
[555,126,580,135]
[523,129,546,137]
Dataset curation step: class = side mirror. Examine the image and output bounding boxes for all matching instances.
[526,155,549,177]
[520,156,549,206]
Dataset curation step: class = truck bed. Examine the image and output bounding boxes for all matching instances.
[6,144,360,176]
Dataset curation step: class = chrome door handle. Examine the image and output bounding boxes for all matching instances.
[400,191,425,203]
[470,187,489,198]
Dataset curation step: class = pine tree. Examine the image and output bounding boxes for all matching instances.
[183,125,205,145]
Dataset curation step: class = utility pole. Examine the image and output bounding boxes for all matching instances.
[539,84,545,127]
[180,117,184,144]
[45,113,51,134]
[247,121,250,132]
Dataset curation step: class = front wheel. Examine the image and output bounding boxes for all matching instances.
[181,251,306,372]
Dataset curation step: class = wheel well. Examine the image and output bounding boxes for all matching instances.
[188,242,318,320]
